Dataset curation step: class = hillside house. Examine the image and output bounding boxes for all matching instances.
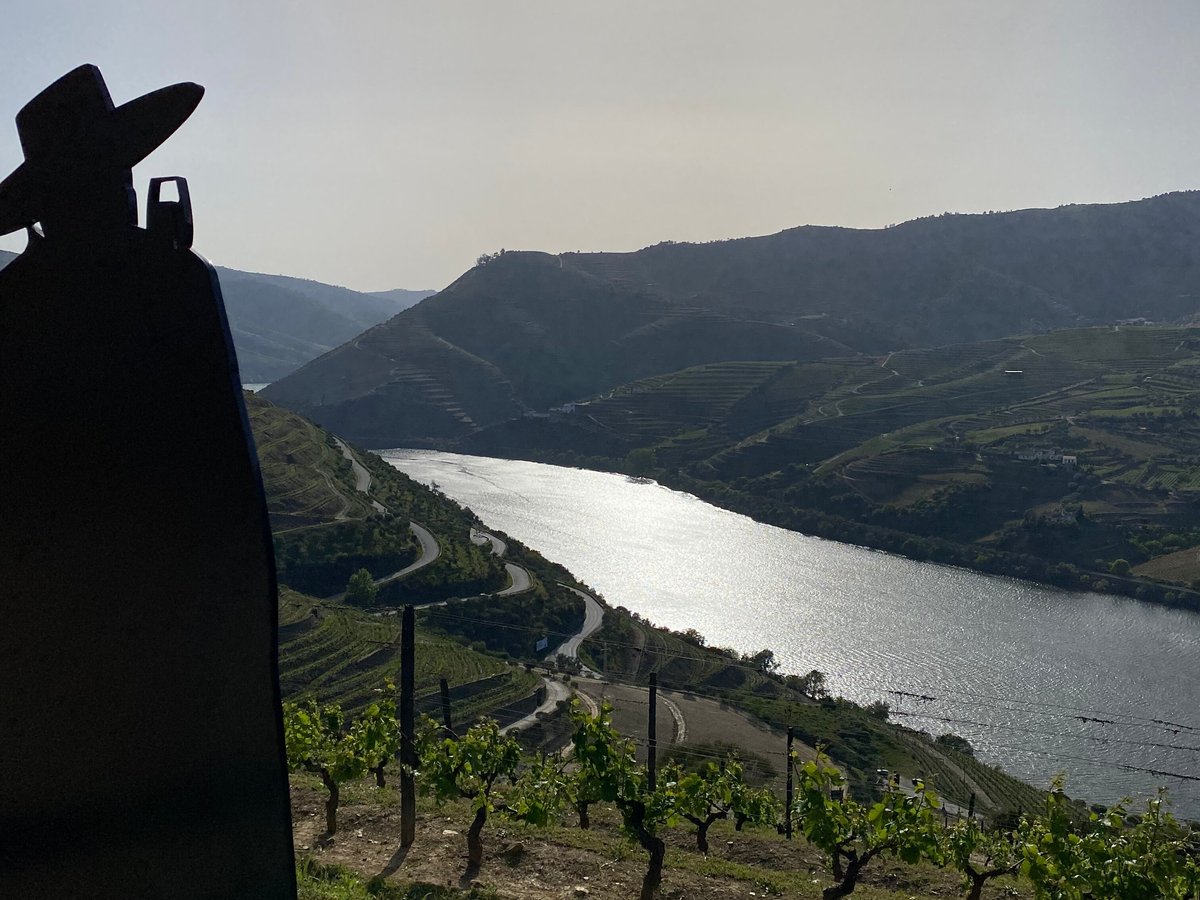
[1015,447,1060,462]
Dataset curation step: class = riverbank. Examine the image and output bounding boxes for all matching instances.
[380,448,1200,816]
[438,442,1200,614]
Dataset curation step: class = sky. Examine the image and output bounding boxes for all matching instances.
[2,1,1199,292]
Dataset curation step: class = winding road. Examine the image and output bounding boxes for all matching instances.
[499,676,571,735]
[471,528,534,597]
[333,437,387,514]
[375,521,440,587]
[321,440,440,598]
[548,583,604,661]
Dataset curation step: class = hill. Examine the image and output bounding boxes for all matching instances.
[0,246,433,383]
[459,326,1200,606]
[211,268,433,383]
[263,192,1200,446]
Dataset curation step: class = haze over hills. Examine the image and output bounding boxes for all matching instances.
[0,248,434,383]
[262,192,1200,447]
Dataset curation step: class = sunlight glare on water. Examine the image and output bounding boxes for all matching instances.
[382,449,1200,814]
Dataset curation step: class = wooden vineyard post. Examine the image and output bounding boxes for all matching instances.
[400,605,415,847]
[785,726,794,840]
[968,792,976,821]
[439,677,453,735]
[647,672,657,792]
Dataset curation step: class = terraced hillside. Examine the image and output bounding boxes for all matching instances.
[464,326,1200,606]
[248,392,505,601]
[277,588,540,723]
[264,192,1200,447]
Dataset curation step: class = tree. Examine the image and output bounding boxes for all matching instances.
[789,669,830,700]
[350,688,398,787]
[624,447,657,476]
[283,699,367,835]
[570,701,679,900]
[934,732,975,757]
[419,718,523,871]
[864,700,890,721]
[792,752,942,899]
[345,567,378,606]
[1109,558,1132,576]
[675,757,779,852]
[746,648,779,675]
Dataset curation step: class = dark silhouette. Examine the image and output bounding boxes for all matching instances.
[0,65,295,897]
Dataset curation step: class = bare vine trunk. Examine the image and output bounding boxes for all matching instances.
[639,835,665,900]
[370,764,386,788]
[964,864,1008,900]
[320,770,339,835]
[822,852,867,900]
[466,807,487,869]
[628,801,665,900]
[577,801,590,830]
[689,812,725,852]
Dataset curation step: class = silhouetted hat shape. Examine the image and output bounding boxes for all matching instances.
[0,64,203,236]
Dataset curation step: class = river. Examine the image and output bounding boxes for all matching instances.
[382,449,1200,815]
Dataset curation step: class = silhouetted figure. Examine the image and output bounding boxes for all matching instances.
[0,66,294,898]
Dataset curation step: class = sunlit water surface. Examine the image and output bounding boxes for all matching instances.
[382,449,1200,814]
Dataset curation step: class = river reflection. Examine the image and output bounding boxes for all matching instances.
[383,449,1200,814]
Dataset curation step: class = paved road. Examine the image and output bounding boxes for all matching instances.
[497,562,532,596]
[324,520,440,600]
[500,676,571,734]
[471,528,507,557]
[376,521,440,586]
[333,437,387,514]
[549,583,604,660]
[472,528,532,596]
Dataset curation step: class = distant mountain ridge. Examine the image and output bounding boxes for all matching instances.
[0,248,433,382]
[263,191,1200,447]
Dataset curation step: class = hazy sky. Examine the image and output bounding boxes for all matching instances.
[2,1,1198,291]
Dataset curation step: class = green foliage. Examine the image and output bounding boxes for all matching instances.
[275,517,417,597]
[786,668,830,700]
[1019,786,1200,900]
[345,568,379,607]
[284,699,368,834]
[941,817,1019,899]
[674,757,780,851]
[418,583,584,661]
[569,701,679,899]
[624,447,657,476]
[864,700,890,721]
[506,752,571,828]
[350,688,398,786]
[934,732,975,757]
[418,717,524,869]
[792,751,943,899]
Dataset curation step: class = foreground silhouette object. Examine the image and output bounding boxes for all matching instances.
[0,65,294,898]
